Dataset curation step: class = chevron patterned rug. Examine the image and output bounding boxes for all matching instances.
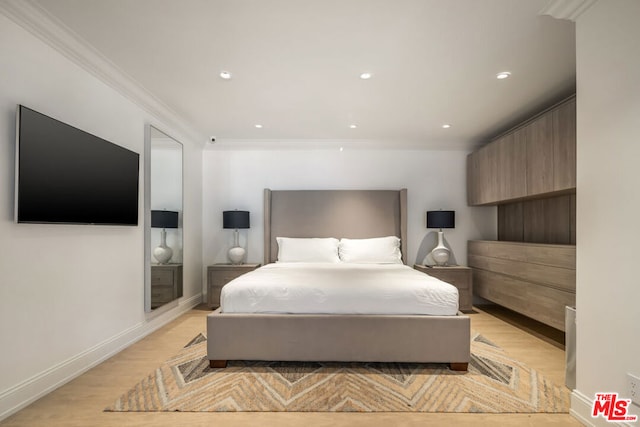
[106,332,569,413]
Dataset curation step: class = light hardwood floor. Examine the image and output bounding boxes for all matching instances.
[1,304,581,427]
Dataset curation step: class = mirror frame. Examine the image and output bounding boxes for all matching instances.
[144,124,184,312]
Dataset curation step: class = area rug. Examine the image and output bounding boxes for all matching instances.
[106,332,569,413]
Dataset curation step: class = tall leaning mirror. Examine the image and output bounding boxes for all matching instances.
[144,125,183,312]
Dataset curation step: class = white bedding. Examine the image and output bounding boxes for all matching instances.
[220,263,459,316]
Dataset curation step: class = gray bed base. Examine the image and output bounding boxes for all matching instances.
[207,189,471,371]
[207,309,470,371]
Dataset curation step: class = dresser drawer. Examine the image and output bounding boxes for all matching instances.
[210,272,246,286]
[151,285,175,304]
[432,272,470,290]
[207,264,261,308]
[151,269,175,286]
[413,265,473,312]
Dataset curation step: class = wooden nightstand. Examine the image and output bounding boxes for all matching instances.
[207,263,261,308]
[151,264,183,309]
[414,265,473,312]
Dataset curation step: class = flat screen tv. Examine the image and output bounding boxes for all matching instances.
[15,105,140,225]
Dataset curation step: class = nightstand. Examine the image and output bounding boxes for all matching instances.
[207,263,261,308]
[414,265,473,312]
[151,264,183,309]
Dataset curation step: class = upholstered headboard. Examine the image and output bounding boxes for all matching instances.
[263,189,408,265]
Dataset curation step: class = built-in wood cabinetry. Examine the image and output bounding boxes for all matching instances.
[498,194,576,244]
[467,94,577,331]
[468,240,575,331]
[467,95,576,206]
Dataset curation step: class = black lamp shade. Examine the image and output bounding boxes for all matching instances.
[223,210,250,229]
[151,210,179,228]
[427,210,455,229]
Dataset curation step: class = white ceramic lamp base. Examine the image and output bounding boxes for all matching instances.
[430,230,450,266]
[153,245,173,264]
[228,246,246,265]
[153,228,173,264]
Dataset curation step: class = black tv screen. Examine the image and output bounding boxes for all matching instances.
[16,105,140,225]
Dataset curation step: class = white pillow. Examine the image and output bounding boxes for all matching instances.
[276,237,340,263]
[339,236,403,264]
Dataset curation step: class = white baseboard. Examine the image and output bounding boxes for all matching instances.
[571,389,637,427]
[0,293,202,422]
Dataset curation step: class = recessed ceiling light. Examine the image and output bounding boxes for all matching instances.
[442,124,451,129]
[349,124,358,129]
[254,124,263,128]
[359,72,372,80]
[496,71,511,80]
[220,71,232,80]
[340,147,344,152]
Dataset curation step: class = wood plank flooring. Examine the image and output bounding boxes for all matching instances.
[0,304,581,427]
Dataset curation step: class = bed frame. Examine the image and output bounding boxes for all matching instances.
[207,189,470,371]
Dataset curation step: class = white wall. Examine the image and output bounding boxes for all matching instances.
[573,0,640,423]
[203,148,496,272]
[0,13,202,419]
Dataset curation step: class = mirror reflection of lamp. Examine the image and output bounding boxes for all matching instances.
[426,210,455,266]
[223,210,250,264]
[151,210,179,264]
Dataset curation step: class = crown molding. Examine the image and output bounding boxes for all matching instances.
[206,139,474,152]
[539,0,598,21]
[0,0,205,147]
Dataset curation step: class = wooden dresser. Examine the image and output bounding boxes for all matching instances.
[468,240,575,331]
[150,264,183,309]
[207,263,261,308]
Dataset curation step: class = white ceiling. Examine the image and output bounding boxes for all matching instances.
[33,0,576,150]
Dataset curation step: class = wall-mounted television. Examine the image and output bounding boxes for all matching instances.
[15,105,140,225]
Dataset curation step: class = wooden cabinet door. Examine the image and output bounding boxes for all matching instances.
[553,97,576,191]
[466,152,479,205]
[481,142,499,204]
[467,144,496,205]
[494,134,508,201]
[526,112,554,196]
[468,130,526,205]
[467,95,575,206]
[496,129,527,201]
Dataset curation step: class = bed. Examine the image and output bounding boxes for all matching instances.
[207,189,470,371]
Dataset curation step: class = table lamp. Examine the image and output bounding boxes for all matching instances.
[151,210,179,264]
[426,210,455,266]
[223,210,250,264]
